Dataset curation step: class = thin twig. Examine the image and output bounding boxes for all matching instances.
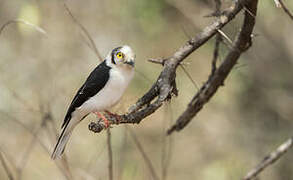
[64,2,152,88]
[16,109,53,180]
[116,128,128,179]
[181,25,192,40]
[214,0,221,15]
[127,128,160,180]
[63,3,103,61]
[135,69,153,84]
[0,150,14,180]
[211,35,221,75]
[276,0,293,20]
[243,137,293,180]
[0,108,72,180]
[0,110,49,152]
[211,0,222,75]
[161,102,173,180]
[179,65,199,90]
[0,19,47,37]
[4,85,41,114]
[17,126,43,180]
[148,58,166,65]
[0,16,74,180]
[43,106,73,180]
[106,129,113,180]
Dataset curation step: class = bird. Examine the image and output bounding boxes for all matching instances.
[51,45,135,160]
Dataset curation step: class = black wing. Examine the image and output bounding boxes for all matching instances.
[61,60,111,128]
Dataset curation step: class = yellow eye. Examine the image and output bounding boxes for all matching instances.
[116,52,123,59]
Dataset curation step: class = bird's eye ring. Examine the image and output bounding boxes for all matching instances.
[116,52,123,59]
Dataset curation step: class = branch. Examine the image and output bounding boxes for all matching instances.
[0,108,73,180]
[211,34,222,75]
[0,19,47,37]
[275,0,293,21]
[211,0,222,76]
[243,137,293,180]
[106,129,113,180]
[0,150,14,180]
[17,112,51,180]
[127,128,159,180]
[63,3,103,61]
[88,0,256,133]
[161,103,174,180]
[167,0,258,134]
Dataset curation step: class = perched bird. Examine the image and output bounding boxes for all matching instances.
[52,45,135,159]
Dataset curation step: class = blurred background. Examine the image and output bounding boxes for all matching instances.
[0,0,293,179]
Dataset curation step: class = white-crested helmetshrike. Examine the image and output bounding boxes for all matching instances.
[52,45,135,159]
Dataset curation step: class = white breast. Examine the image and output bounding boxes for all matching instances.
[76,66,134,116]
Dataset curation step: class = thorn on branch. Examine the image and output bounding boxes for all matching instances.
[216,29,233,45]
[243,6,257,18]
[148,58,166,65]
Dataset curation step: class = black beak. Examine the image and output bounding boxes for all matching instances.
[124,60,135,67]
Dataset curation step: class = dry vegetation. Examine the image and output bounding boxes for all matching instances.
[0,0,293,180]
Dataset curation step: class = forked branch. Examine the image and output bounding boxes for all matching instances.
[89,0,257,134]
[167,0,258,134]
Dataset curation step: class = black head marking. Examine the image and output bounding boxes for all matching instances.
[111,46,122,64]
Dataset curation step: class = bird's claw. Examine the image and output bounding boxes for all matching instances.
[94,112,110,129]
[105,111,122,124]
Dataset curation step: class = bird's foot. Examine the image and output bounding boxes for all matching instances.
[105,110,122,123]
[94,112,110,128]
